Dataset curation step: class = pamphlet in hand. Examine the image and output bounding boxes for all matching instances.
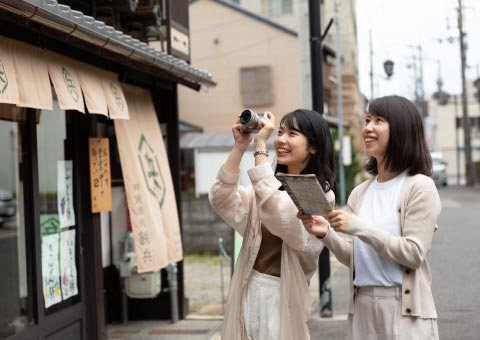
[275,172,334,217]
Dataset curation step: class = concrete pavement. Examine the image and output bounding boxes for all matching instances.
[108,318,223,340]
[108,256,350,340]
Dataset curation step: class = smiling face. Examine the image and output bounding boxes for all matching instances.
[362,113,390,165]
[274,119,316,174]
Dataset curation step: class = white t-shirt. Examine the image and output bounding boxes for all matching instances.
[353,171,407,287]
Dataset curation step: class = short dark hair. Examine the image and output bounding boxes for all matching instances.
[364,95,432,176]
[275,109,336,192]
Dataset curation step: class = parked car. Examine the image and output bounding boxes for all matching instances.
[431,152,448,187]
[0,188,16,226]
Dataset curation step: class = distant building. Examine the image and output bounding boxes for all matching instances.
[179,0,343,195]
[238,0,366,150]
[428,93,480,183]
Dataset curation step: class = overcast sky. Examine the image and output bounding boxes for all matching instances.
[355,0,480,101]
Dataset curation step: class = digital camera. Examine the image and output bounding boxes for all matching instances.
[239,109,265,132]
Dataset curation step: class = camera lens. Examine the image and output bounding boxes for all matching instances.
[240,110,253,124]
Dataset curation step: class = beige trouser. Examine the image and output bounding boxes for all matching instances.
[349,286,439,340]
[243,270,281,340]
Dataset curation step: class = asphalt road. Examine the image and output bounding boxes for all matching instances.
[308,184,480,340]
[430,185,480,340]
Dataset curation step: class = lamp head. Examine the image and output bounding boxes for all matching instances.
[383,59,394,78]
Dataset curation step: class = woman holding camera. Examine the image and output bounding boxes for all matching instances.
[209,109,335,339]
[299,95,441,340]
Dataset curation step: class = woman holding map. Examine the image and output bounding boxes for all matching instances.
[299,95,441,340]
[209,109,335,339]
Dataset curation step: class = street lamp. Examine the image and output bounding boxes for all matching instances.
[369,58,395,100]
[383,59,394,78]
[369,30,395,100]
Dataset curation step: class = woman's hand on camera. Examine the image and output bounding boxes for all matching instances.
[297,210,330,238]
[254,112,275,146]
[232,123,253,149]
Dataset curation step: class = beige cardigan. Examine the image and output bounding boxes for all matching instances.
[322,174,441,318]
[209,162,335,340]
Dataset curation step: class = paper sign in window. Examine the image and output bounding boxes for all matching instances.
[57,160,75,227]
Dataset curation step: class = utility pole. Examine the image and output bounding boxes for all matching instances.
[454,95,461,185]
[457,0,475,186]
[298,0,313,109]
[309,0,323,113]
[335,1,346,207]
[418,45,425,118]
[308,0,332,317]
[409,57,420,113]
[369,29,374,101]
[408,45,425,119]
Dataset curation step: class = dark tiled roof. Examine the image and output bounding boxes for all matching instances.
[0,0,216,90]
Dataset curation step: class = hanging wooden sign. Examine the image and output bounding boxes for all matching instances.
[89,138,112,213]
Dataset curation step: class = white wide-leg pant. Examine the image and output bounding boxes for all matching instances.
[243,270,281,340]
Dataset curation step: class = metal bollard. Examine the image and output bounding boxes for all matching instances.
[167,263,179,323]
[218,237,230,315]
[218,238,225,315]
[121,279,128,323]
[319,247,332,317]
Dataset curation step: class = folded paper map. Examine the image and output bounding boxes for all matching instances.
[276,173,334,216]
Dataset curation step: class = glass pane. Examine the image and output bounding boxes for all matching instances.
[268,0,293,16]
[0,119,28,338]
[37,101,79,312]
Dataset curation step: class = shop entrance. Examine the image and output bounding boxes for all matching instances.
[0,105,93,340]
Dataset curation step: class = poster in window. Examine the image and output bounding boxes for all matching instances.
[89,138,112,213]
[42,233,62,308]
[57,160,75,227]
[60,229,78,299]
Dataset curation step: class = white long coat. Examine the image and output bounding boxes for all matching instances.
[209,163,335,339]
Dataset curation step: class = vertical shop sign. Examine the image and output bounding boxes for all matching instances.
[57,160,75,227]
[114,84,183,273]
[60,229,78,299]
[89,138,112,213]
[131,183,154,266]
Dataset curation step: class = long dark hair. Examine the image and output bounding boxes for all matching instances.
[275,109,336,192]
[364,95,432,176]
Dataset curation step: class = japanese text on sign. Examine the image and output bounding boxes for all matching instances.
[89,138,112,213]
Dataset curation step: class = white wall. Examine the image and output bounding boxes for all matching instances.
[180,0,301,133]
[101,211,111,268]
[195,148,276,196]
[108,186,128,268]
[429,98,480,179]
